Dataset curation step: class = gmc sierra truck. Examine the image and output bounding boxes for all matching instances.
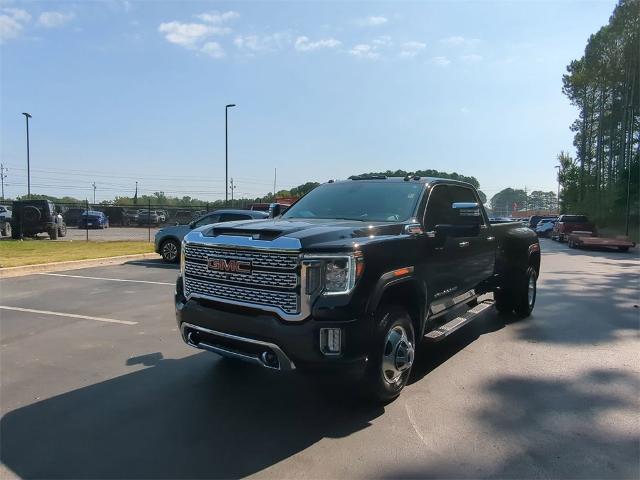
[175,176,540,402]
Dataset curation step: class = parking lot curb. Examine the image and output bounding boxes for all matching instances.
[0,253,160,278]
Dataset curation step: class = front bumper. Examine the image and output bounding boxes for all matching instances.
[175,276,369,374]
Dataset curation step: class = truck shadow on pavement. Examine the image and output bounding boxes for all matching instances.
[381,368,640,479]
[0,352,384,479]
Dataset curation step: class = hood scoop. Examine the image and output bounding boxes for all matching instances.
[208,227,283,241]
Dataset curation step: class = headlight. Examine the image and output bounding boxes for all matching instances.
[303,253,364,296]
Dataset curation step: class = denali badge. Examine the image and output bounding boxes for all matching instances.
[207,257,252,274]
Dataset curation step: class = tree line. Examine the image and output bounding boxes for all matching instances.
[560,0,639,234]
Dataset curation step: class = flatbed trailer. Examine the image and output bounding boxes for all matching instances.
[567,230,635,252]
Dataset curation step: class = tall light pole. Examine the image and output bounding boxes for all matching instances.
[225,104,236,205]
[92,182,97,204]
[555,165,561,214]
[22,112,32,198]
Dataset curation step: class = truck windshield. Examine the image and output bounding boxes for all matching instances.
[282,181,423,222]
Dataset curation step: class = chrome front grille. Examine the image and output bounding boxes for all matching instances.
[184,262,298,289]
[184,245,298,270]
[183,243,300,316]
[184,277,299,314]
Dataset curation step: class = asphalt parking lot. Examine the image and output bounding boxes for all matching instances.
[61,226,161,242]
[0,239,638,479]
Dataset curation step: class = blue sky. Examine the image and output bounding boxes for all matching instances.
[0,0,616,202]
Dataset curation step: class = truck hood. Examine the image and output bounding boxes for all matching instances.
[190,218,407,250]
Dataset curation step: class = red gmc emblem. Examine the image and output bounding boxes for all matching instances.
[207,257,252,274]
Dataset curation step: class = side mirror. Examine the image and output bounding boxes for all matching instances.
[269,203,282,218]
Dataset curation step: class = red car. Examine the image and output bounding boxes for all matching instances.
[551,214,595,242]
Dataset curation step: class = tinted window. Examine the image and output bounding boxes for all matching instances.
[282,182,423,222]
[193,214,219,227]
[220,213,251,222]
[424,186,452,229]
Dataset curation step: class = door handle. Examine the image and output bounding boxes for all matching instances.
[458,241,470,248]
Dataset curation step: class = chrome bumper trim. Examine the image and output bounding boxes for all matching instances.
[180,322,296,371]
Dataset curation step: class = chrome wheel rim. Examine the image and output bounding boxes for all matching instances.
[527,274,536,306]
[382,325,414,385]
[163,242,178,261]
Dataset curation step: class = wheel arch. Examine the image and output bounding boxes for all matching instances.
[366,274,426,341]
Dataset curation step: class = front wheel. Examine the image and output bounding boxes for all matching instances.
[362,306,415,404]
[513,267,537,318]
[58,224,67,237]
[161,239,180,263]
[2,222,11,237]
[49,227,58,240]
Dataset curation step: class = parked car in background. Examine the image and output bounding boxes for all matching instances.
[156,209,169,223]
[123,209,139,224]
[173,209,194,224]
[567,231,635,252]
[528,215,558,229]
[155,209,269,262]
[535,219,557,237]
[11,199,66,239]
[137,210,161,226]
[78,210,109,229]
[0,205,12,220]
[102,206,131,226]
[62,207,86,227]
[551,214,595,242]
[0,217,11,237]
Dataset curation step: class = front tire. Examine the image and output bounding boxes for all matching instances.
[161,239,180,263]
[362,305,415,404]
[58,224,67,237]
[513,267,537,318]
[49,227,58,240]
[2,222,11,237]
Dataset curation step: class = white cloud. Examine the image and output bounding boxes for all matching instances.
[158,21,230,48]
[4,8,31,23]
[195,11,239,24]
[357,16,388,27]
[372,35,392,47]
[461,53,483,63]
[38,11,75,28]
[399,41,426,58]
[234,32,291,52]
[0,8,31,42]
[431,56,451,66]
[439,35,480,47]
[294,36,341,52]
[201,41,225,58]
[349,44,379,60]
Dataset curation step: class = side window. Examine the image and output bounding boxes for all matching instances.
[220,213,251,222]
[424,185,452,230]
[193,214,219,227]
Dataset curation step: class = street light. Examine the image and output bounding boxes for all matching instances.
[22,112,32,198]
[225,104,236,205]
[554,165,561,214]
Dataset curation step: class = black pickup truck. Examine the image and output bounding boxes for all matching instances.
[175,176,540,402]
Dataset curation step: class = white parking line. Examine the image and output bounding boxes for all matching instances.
[36,273,174,286]
[0,306,138,325]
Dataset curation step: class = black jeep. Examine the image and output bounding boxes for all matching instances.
[12,200,67,240]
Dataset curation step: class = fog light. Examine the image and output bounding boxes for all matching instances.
[320,328,342,355]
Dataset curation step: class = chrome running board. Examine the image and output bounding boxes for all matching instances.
[424,300,494,341]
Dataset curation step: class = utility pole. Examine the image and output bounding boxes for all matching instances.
[225,103,236,205]
[22,112,32,198]
[0,163,6,201]
[555,165,561,214]
[273,168,277,200]
[92,182,96,204]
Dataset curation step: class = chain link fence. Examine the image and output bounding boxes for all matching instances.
[5,200,261,242]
